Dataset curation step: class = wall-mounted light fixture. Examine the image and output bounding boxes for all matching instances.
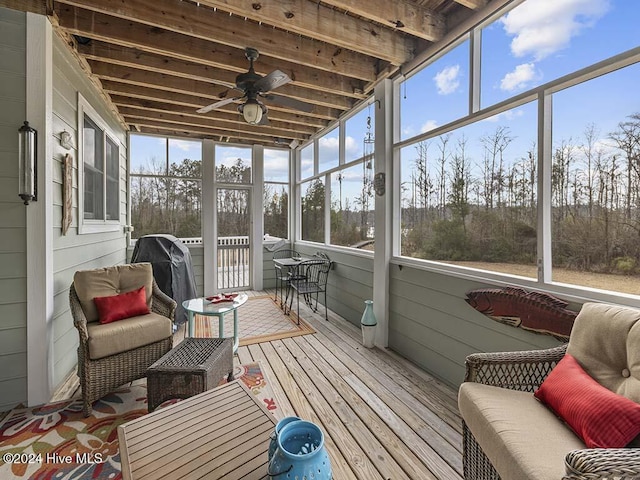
[18,121,37,205]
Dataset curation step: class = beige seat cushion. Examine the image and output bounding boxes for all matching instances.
[74,263,154,323]
[87,312,172,360]
[459,382,585,480]
[567,302,640,402]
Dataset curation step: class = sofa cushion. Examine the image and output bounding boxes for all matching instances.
[567,302,640,402]
[74,263,154,323]
[459,382,585,480]
[94,285,151,324]
[535,353,640,448]
[86,312,172,360]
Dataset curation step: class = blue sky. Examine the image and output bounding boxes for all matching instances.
[399,0,639,207]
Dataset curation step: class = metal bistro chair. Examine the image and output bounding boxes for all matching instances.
[288,255,332,323]
[272,248,300,307]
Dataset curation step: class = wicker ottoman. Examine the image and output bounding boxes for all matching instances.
[146,337,234,412]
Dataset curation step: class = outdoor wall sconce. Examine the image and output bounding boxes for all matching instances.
[18,121,37,205]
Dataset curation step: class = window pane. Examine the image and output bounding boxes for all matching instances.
[130,134,167,175]
[131,176,202,239]
[318,127,339,172]
[345,105,375,163]
[400,40,469,142]
[400,101,538,277]
[264,183,288,240]
[300,143,314,180]
[481,0,640,108]
[330,163,374,248]
[83,115,104,220]
[215,145,252,183]
[264,148,289,182]
[105,136,119,221]
[551,62,640,295]
[301,178,325,243]
[169,139,202,178]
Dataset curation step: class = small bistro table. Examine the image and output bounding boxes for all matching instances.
[182,293,248,352]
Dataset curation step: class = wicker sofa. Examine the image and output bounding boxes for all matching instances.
[458,302,640,480]
[70,263,175,416]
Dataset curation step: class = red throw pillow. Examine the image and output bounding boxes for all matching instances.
[93,285,150,324]
[534,353,640,448]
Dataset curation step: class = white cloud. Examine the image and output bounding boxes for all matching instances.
[319,136,339,150]
[484,109,525,123]
[501,0,610,60]
[500,63,539,91]
[420,120,438,133]
[345,136,360,155]
[170,139,198,152]
[433,65,460,95]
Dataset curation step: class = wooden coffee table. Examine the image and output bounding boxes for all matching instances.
[118,380,276,480]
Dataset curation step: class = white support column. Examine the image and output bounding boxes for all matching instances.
[538,92,553,284]
[373,79,393,348]
[253,145,264,290]
[203,139,216,295]
[26,13,53,406]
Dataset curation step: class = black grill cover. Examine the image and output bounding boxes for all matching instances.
[131,234,197,326]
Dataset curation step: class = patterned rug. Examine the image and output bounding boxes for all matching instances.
[195,294,315,345]
[0,362,276,479]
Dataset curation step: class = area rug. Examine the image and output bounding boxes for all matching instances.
[0,362,275,480]
[195,294,315,345]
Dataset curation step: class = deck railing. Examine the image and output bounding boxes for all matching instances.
[179,236,250,289]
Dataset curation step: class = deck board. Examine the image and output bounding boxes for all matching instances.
[235,289,464,480]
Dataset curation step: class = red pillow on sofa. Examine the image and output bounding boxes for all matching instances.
[534,353,640,448]
[93,285,150,324]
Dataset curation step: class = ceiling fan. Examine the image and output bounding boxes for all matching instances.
[197,47,312,125]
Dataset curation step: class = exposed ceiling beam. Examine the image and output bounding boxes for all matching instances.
[452,0,488,9]
[55,2,378,82]
[118,106,306,140]
[84,57,355,111]
[110,97,318,135]
[100,80,338,122]
[314,0,445,42]
[136,126,276,147]
[126,119,277,144]
[87,60,353,114]
[188,0,416,65]
[0,0,48,14]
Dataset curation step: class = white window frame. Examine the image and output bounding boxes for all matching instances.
[78,93,121,234]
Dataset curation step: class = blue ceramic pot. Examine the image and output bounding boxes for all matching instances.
[268,420,332,479]
[268,416,301,461]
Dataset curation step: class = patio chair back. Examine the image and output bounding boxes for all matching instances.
[289,256,332,321]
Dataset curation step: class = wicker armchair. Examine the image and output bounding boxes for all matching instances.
[460,303,640,480]
[70,263,176,416]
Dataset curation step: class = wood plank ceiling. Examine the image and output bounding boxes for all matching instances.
[8,0,490,147]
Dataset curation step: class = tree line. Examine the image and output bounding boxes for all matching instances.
[401,113,640,276]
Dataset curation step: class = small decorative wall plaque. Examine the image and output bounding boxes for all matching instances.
[60,130,73,150]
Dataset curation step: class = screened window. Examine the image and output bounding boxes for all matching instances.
[264,148,290,240]
[481,0,640,108]
[399,40,469,142]
[318,127,339,173]
[79,94,121,233]
[130,135,202,239]
[301,178,325,243]
[215,145,252,183]
[300,143,314,180]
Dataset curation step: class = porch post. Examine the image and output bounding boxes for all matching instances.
[25,12,54,405]
[373,79,393,348]
[252,145,264,290]
[202,139,216,295]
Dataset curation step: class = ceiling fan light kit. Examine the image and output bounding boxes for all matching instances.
[238,97,266,125]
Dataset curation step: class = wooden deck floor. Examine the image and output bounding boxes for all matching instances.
[238,290,463,480]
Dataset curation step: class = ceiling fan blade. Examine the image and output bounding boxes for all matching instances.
[196,96,241,114]
[254,70,291,92]
[263,94,314,113]
[258,114,270,126]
